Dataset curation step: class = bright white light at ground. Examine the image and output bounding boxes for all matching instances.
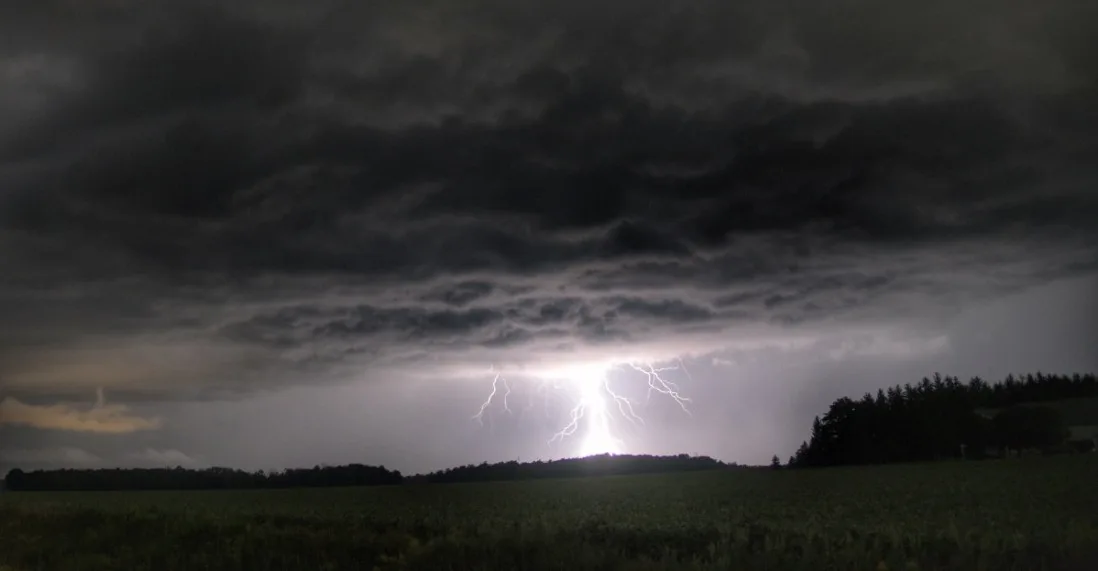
[571,368,624,456]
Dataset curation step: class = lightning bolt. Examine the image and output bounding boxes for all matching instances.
[474,360,692,457]
[629,362,691,415]
[472,369,511,425]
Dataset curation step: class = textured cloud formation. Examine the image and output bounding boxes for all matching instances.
[0,1,1096,469]
[0,389,162,433]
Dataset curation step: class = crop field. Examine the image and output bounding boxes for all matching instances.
[1,455,1096,571]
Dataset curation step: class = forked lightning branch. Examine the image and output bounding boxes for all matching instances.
[472,361,693,456]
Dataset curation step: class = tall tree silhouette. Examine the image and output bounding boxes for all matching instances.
[790,372,1097,467]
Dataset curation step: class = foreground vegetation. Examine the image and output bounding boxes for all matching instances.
[2,454,1096,571]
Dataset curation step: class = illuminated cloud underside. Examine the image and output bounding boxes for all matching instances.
[0,389,161,434]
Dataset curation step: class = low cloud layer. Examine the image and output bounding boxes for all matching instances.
[0,389,162,434]
[129,448,198,468]
[0,447,103,468]
[1,0,1095,470]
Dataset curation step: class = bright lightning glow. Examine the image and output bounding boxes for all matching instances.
[630,362,691,413]
[473,369,510,424]
[472,360,692,457]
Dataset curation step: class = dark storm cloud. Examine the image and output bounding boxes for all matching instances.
[216,294,721,362]
[0,0,1095,413]
[1,3,307,158]
[421,281,497,307]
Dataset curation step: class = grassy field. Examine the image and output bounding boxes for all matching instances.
[2,455,1096,571]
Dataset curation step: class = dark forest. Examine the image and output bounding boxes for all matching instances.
[788,372,1097,467]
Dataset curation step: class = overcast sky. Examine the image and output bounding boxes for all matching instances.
[1,0,1096,475]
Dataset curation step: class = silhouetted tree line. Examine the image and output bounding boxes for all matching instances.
[412,453,728,484]
[3,463,403,492]
[788,372,1097,468]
